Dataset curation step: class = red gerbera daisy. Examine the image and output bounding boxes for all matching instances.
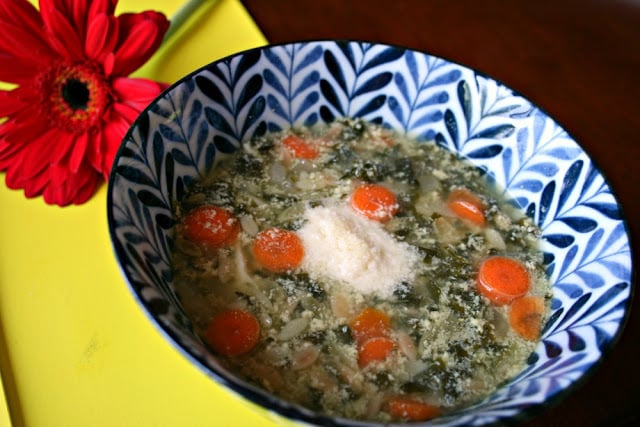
[0,0,170,206]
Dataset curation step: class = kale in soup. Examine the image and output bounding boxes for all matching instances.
[171,118,552,422]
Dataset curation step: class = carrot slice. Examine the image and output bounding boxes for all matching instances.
[350,307,392,344]
[447,188,485,227]
[252,227,304,272]
[282,134,320,159]
[385,397,441,421]
[206,309,261,356]
[182,205,240,249]
[350,183,399,222]
[476,256,530,305]
[509,295,545,341]
[357,336,396,367]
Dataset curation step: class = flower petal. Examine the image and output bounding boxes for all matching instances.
[22,171,49,198]
[68,131,90,173]
[4,157,28,189]
[84,12,118,63]
[39,0,116,43]
[0,139,26,173]
[0,107,52,145]
[111,102,141,123]
[68,0,90,37]
[49,130,76,165]
[87,0,118,17]
[99,114,130,178]
[111,11,169,76]
[69,172,100,205]
[0,54,41,84]
[112,77,167,114]
[113,77,167,101]
[0,88,33,117]
[0,0,44,35]
[40,0,87,38]
[0,19,56,64]
[40,2,84,59]
[20,129,62,179]
[0,129,51,188]
[101,52,115,76]
[86,0,118,35]
[0,0,53,57]
[87,133,102,172]
[43,160,100,206]
[0,124,100,206]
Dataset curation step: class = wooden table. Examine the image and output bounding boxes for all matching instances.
[241,1,640,425]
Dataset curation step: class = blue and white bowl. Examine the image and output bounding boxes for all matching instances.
[107,41,634,426]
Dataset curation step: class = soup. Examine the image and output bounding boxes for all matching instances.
[171,118,551,422]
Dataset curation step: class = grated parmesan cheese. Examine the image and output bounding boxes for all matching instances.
[298,204,420,297]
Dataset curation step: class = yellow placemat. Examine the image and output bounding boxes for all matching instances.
[0,1,282,426]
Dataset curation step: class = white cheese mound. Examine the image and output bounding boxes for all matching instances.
[298,204,420,298]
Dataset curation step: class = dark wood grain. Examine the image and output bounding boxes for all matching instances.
[241,0,640,425]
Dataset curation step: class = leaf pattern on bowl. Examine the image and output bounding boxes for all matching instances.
[263,43,323,129]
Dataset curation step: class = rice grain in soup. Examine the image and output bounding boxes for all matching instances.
[171,118,552,423]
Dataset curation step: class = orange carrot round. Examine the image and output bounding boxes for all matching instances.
[206,309,261,356]
[385,397,441,421]
[357,336,396,367]
[282,134,320,159]
[509,295,545,341]
[447,187,486,227]
[350,307,392,344]
[252,227,304,272]
[350,183,399,222]
[181,205,240,250]
[476,256,531,305]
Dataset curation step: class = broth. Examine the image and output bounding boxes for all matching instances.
[171,118,551,422]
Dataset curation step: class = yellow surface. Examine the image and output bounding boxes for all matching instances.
[0,1,286,426]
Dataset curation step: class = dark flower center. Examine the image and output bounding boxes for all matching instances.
[38,62,111,133]
[61,78,91,111]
